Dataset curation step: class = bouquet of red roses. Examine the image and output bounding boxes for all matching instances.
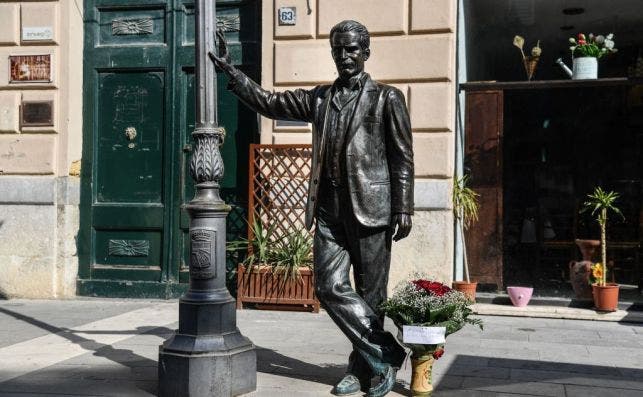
[380,275,482,395]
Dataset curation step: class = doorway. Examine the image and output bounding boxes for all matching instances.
[78,0,260,298]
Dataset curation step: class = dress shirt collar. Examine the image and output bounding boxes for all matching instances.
[334,72,366,91]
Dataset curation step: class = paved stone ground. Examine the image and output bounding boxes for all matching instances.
[0,299,642,396]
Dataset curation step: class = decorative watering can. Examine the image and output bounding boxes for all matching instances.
[556,57,598,80]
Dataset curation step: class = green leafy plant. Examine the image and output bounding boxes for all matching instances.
[582,187,623,286]
[272,229,314,285]
[453,175,479,283]
[227,217,277,281]
[380,274,482,358]
[569,33,617,58]
[227,219,313,283]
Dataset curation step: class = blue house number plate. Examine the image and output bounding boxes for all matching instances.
[278,7,296,26]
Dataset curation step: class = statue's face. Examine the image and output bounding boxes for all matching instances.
[331,31,370,80]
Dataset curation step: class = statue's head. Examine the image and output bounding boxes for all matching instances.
[329,20,370,81]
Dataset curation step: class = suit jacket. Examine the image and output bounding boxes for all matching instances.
[227,70,414,230]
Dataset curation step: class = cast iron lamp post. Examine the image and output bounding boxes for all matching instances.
[157,0,256,395]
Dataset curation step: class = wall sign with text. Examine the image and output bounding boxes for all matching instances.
[9,55,52,83]
[22,27,54,42]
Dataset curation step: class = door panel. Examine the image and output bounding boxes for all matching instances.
[464,90,504,290]
[96,71,165,203]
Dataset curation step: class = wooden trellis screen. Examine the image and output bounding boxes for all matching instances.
[248,144,313,243]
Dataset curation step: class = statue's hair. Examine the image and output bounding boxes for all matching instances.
[329,20,370,50]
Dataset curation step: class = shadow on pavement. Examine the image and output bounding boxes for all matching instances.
[433,354,643,395]
[256,346,410,395]
[0,306,172,396]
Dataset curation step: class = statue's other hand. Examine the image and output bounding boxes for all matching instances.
[208,29,233,73]
[391,213,412,242]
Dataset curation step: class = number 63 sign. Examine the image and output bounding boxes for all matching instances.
[278,7,296,26]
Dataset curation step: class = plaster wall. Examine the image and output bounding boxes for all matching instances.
[261,0,457,289]
[0,0,83,298]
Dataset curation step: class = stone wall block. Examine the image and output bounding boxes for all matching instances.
[271,132,312,144]
[0,204,56,257]
[274,40,336,84]
[0,134,56,174]
[0,92,21,133]
[0,255,55,298]
[20,2,59,44]
[411,0,456,33]
[274,0,315,39]
[389,210,454,291]
[409,82,454,131]
[318,0,407,36]
[413,133,454,177]
[368,35,453,81]
[0,4,20,45]
[274,35,453,84]
[414,178,452,210]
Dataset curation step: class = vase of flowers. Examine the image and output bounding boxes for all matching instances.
[513,35,542,81]
[560,33,617,79]
[582,187,623,312]
[381,276,482,396]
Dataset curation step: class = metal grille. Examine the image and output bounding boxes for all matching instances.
[248,144,313,243]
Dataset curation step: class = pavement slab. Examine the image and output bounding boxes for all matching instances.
[0,299,642,396]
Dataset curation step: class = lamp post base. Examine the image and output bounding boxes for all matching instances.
[158,299,256,397]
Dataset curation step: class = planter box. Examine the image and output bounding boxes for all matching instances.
[236,264,320,312]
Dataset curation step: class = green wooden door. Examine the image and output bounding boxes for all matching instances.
[79,0,259,298]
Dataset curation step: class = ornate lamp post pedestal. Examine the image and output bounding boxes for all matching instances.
[157,0,256,395]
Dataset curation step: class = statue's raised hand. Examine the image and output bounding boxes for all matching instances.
[208,29,234,74]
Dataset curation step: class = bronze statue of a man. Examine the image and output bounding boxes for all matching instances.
[210,20,414,397]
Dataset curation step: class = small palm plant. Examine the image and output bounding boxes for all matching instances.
[453,175,479,283]
[582,187,623,286]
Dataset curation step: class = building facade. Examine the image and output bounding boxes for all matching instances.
[0,0,457,298]
[0,0,83,298]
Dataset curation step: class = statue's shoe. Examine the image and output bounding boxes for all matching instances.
[366,365,397,397]
[331,374,362,396]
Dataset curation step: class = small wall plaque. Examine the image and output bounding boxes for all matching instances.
[22,27,54,41]
[9,55,52,83]
[21,101,54,127]
[278,7,296,26]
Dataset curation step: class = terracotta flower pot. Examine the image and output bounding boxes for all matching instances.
[569,240,600,299]
[568,260,593,299]
[592,283,619,312]
[506,286,533,307]
[452,281,477,302]
[575,239,600,261]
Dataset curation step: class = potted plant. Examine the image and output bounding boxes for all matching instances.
[381,275,482,396]
[555,33,617,79]
[229,219,319,312]
[452,175,479,302]
[582,187,623,312]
